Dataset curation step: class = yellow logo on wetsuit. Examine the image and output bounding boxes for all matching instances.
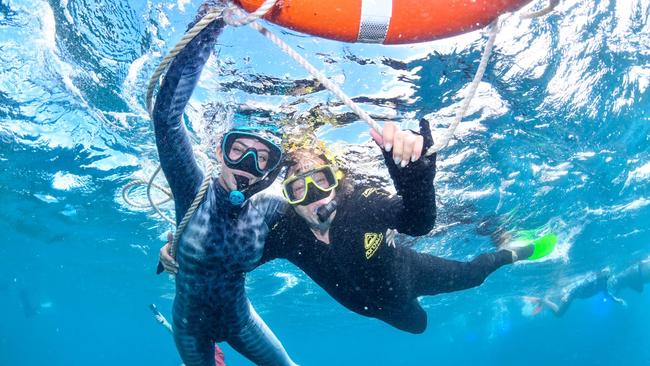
[362,187,392,199]
[362,188,378,198]
[364,232,383,259]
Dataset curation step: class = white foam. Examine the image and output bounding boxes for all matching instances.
[52,172,89,191]
[624,162,650,188]
[59,0,74,24]
[177,0,191,12]
[616,198,650,212]
[81,151,139,171]
[122,53,155,118]
[34,194,59,203]
[130,244,150,256]
[272,272,299,296]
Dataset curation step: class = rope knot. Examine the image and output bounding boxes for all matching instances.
[222,0,278,27]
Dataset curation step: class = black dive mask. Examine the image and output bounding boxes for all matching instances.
[230,153,262,177]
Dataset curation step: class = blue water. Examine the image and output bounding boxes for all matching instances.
[1,0,649,365]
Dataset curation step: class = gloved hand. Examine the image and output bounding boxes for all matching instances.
[370,119,434,167]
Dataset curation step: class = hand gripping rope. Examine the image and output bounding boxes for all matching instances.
[126,0,560,264]
[219,0,559,155]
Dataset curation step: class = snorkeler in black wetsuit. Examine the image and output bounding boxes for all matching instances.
[532,256,650,317]
[162,119,553,334]
[256,119,551,334]
[161,118,554,335]
[609,257,650,295]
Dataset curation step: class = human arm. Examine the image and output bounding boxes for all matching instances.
[159,232,178,274]
[541,297,562,315]
[152,9,225,218]
[251,192,290,267]
[368,119,437,236]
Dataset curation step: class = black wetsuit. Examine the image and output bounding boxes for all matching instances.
[260,150,515,334]
[548,259,650,317]
[609,258,650,295]
[550,270,614,316]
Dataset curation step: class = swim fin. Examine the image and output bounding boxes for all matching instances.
[507,230,558,261]
[527,233,558,260]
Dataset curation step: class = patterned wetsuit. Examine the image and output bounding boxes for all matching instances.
[152,15,297,366]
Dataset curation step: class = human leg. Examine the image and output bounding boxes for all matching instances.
[376,300,428,334]
[174,327,217,366]
[413,250,514,296]
[228,302,298,366]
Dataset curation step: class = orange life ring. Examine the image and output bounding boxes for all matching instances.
[234,0,532,44]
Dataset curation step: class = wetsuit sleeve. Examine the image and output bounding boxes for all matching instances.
[250,190,289,230]
[152,16,225,219]
[365,120,436,236]
[257,218,290,266]
[380,146,437,236]
[250,191,290,266]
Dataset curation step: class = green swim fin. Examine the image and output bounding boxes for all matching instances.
[507,230,558,261]
[527,233,558,260]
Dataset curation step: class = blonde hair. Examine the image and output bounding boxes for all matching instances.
[286,149,329,177]
[284,133,337,172]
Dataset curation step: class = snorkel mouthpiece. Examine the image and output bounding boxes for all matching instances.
[230,175,250,206]
[317,200,337,223]
[229,190,245,205]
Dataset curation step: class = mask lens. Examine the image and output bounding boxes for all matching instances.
[285,177,307,203]
[222,131,282,176]
[310,167,337,190]
[227,141,247,161]
[282,166,339,205]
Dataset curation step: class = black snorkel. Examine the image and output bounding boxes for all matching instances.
[316,200,337,223]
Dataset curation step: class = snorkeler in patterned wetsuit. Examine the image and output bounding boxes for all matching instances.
[152,4,297,366]
[254,120,552,334]
[529,256,650,316]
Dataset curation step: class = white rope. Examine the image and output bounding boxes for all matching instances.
[146,8,223,117]
[223,0,278,26]
[147,165,177,225]
[169,160,214,260]
[223,3,384,135]
[122,150,213,226]
[521,0,560,19]
[122,178,174,211]
[424,19,501,156]
[130,0,563,228]
[223,2,560,156]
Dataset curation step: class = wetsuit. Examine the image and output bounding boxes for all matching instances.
[550,270,613,316]
[546,259,650,316]
[260,148,515,334]
[608,257,650,295]
[152,14,296,366]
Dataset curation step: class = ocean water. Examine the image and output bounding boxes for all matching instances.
[1,0,649,365]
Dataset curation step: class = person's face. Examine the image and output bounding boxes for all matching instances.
[216,137,270,190]
[288,158,338,227]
